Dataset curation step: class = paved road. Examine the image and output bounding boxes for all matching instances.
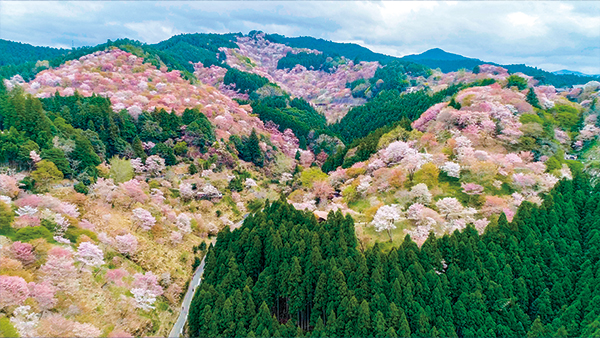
[168,214,248,337]
[169,256,206,337]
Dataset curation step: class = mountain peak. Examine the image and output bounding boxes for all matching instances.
[404,48,471,61]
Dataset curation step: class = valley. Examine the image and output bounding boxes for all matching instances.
[0,29,599,337]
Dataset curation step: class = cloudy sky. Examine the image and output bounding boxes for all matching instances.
[1,1,599,74]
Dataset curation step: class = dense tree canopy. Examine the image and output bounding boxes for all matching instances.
[277,52,329,72]
[332,85,462,144]
[0,85,216,186]
[189,174,600,337]
[224,68,270,95]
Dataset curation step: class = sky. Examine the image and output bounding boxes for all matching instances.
[1,1,599,74]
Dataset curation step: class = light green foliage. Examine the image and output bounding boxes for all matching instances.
[550,104,581,131]
[0,317,19,338]
[299,167,328,188]
[31,160,63,189]
[0,201,15,238]
[519,114,543,125]
[15,226,53,242]
[412,163,439,188]
[520,123,544,139]
[65,227,98,243]
[109,157,134,183]
[342,185,359,203]
[378,126,410,149]
[174,141,188,156]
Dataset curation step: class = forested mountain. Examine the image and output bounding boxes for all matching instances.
[2,33,597,88]
[0,47,298,337]
[0,40,67,67]
[331,84,464,144]
[401,48,600,88]
[553,69,593,76]
[0,34,240,81]
[403,48,471,62]
[264,33,397,64]
[149,33,239,71]
[189,176,600,337]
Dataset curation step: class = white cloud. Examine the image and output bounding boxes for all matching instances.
[507,12,539,27]
[0,1,598,74]
[123,21,181,44]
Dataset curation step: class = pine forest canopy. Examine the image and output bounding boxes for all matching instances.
[0,85,216,179]
[189,174,600,337]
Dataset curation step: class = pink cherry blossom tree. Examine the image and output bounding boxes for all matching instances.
[109,329,134,337]
[131,271,164,311]
[461,182,484,195]
[28,281,57,311]
[36,314,75,337]
[115,233,138,255]
[131,158,146,173]
[132,208,156,231]
[145,155,166,176]
[0,174,20,198]
[54,204,79,222]
[10,305,39,337]
[105,268,129,287]
[40,246,79,293]
[79,219,95,230]
[120,179,148,204]
[30,150,42,163]
[409,183,432,205]
[313,180,334,201]
[75,242,105,270]
[12,241,36,266]
[440,161,461,178]
[92,178,118,203]
[372,205,403,241]
[179,182,195,200]
[176,213,192,234]
[73,322,102,338]
[473,218,491,234]
[0,275,29,308]
[150,188,165,205]
[170,231,183,245]
[436,197,464,220]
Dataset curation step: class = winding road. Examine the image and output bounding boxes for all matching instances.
[169,214,248,337]
[168,255,206,338]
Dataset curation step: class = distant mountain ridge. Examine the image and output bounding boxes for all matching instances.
[1,33,599,88]
[400,47,600,88]
[553,69,593,76]
[403,47,472,61]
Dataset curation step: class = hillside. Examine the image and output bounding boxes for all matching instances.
[264,32,398,64]
[0,47,303,336]
[189,182,600,337]
[0,31,599,338]
[0,40,68,67]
